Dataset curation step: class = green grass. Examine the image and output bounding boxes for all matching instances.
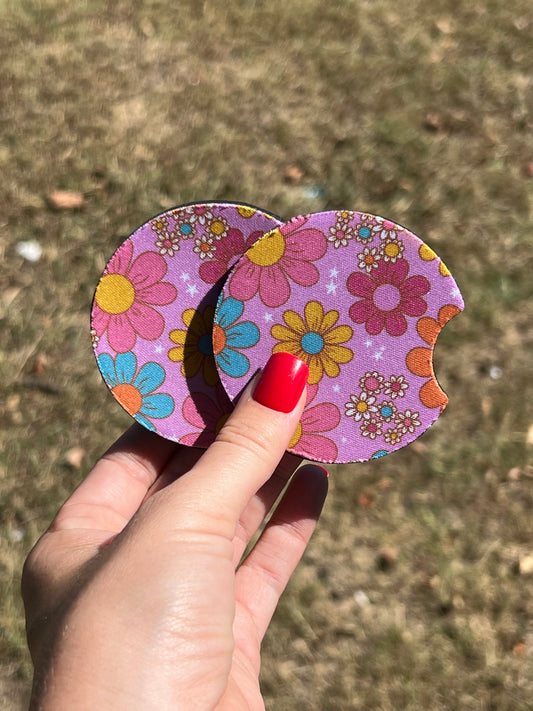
[1,0,532,708]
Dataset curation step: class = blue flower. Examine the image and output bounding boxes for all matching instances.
[97,351,174,431]
[213,297,259,378]
[371,449,389,459]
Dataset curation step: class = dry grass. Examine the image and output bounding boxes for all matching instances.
[1,0,532,708]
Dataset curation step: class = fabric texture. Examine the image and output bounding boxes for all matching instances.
[92,204,464,463]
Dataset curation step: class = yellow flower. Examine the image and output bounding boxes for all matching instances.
[168,305,218,386]
[271,301,354,384]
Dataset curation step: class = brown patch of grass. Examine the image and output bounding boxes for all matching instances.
[1,0,532,708]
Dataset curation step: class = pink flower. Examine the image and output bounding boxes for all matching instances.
[347,258,430,337]
[179,384,233,447]
[92,240,177,353]
[198,228,261,284]
[288,384,340,462]
[228,217,328,308]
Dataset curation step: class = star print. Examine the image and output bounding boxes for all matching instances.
[329,267,339,279]
[333,384,340,393]
[326,281,338,294]
[365,338,373,348]
[181,272,190,282]
[264,313,273,323]
[374,350,383,361]
[342,437,348,444]
[154,344,163,354]
[451,287,461,298]
[186,283,198,297]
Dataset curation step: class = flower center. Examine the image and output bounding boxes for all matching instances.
[288,421,303,449]
[373,284,401,311]
[381,405,393,418]
[365,376,379,391]
[212,323,227,356]
[357,401,368,413]
[301,332,324,355]
[198,333,214,356]
[180,223,192,236]
[384,242,400,258]
[364,254,375,265]
[247,229,286,267]
[359,227,371,240]
[237,206,255,218]
[209,219,226,237]
[391,381,401,392]
[95,274,135,314]
[200,241,211,252]
[112,383,143,416]
[404,417,412,427]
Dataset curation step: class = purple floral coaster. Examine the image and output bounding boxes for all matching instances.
[91,202,282,444]
[214,211,464,463]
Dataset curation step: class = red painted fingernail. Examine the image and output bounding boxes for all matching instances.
[252,352,309,413]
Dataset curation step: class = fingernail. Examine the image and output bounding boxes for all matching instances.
[252,352,309,413]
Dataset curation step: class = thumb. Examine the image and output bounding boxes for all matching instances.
[155,352,309,538]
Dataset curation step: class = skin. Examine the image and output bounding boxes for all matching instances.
[22,376,328,711]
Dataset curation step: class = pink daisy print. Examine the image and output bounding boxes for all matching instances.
[359,370,384,394]
[228,218,328,308]
[92,240,177,353]
[288,384,340,462]
[347,258,430,337]
[383,374,409,399]
[198,228,262,284]
[328,215,355,248]
[360,416,383,440]
[179,384,233,448]
[395,409,421,435]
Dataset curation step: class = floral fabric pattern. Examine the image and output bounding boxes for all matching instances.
[271,301,353,385]
[92,239,177,353]
[213,297,260,378]
[228,218,327,308]
[180,383,233,448]
[97,351,174,431]
[214,210,464,462]
[288,384,340,462]
[92,203,283,445]
[347,258,430,337]
[92,205,464,463]
[168,305,218,386]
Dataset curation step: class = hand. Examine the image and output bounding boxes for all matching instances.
[22,353,328,710]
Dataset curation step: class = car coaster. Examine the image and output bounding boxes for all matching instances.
[213,211,464,463]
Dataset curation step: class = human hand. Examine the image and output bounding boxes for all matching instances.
[22,353,328,710]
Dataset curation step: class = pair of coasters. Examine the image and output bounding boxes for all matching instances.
[91,202,464,463]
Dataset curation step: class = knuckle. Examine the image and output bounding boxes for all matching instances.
[216,416,281,466]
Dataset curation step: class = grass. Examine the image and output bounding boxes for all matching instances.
[1,0,532,708]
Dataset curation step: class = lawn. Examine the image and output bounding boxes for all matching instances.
[1,0,532,708]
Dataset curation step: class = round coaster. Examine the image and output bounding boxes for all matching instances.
[91,202,282,445]
[213,211,464,463]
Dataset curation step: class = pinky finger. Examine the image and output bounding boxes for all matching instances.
[234,464,328,644]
